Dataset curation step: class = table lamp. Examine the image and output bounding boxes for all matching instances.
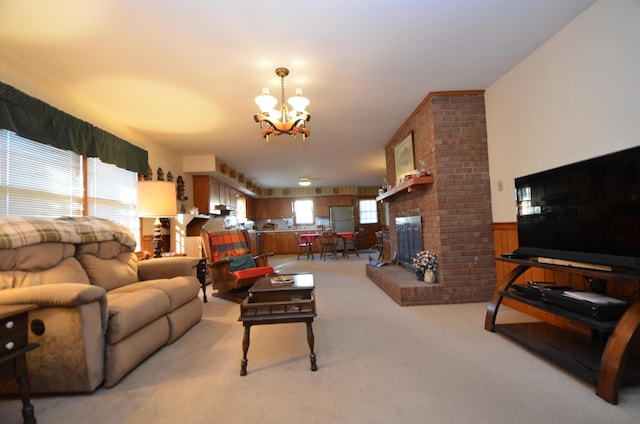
[137,180,177,258]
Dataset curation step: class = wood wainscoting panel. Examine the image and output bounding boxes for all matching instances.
[492,222,591,336]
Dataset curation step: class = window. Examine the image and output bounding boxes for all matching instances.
[1,130,83,217]
[87,158,138,231]
[1,129,139,240]
[359,199,378,224]
[293,199,314,225]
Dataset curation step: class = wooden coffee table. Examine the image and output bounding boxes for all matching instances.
[238,273,317,376]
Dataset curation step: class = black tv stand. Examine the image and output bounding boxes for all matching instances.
[485,256,640,405]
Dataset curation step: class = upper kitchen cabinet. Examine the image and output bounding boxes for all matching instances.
[246,197,256,220]
[254,198,293,219]
[314,195,353,217]
[314,197,330,217]
[193,175,218,214]
[192,175,241,214]
[332,195,353,206]
[278,198,293,218]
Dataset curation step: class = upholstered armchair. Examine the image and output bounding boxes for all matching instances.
[201,229,275,302]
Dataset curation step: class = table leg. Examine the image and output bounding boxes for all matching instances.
[306,321,318,371]
[241,325,251,376]
[15,356,36,424]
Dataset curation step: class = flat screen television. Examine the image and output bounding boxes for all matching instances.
[514,145,640,270]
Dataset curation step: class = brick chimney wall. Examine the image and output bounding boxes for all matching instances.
[384,91,496,303]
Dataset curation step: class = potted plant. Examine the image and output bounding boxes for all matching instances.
[412,250,438,283]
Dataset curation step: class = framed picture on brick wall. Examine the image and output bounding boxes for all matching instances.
[393,132,414,184]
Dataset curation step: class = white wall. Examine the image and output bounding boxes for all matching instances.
[0,52,195,215]
[485,0,640,223]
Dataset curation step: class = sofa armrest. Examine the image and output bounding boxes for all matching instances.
[0,283,108,332]
[137,256,199,281]
[0,283,105,306]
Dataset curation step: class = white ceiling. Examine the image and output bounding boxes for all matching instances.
[0,0,596,189]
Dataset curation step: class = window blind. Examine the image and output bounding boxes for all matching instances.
[87,157,139,237]
[0,129,83,217]
[1,129,139,246]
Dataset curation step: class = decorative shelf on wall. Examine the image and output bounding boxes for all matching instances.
[375,176,434,202]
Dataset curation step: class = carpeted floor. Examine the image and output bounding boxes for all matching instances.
[2,254,640,423]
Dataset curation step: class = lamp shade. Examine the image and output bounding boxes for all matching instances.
[255,88,278,113]
[137,181,177,217]
[288,88,309,113]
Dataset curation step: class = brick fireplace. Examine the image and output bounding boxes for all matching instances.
[366,91,497,306]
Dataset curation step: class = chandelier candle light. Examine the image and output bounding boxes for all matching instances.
[254,67,310,142]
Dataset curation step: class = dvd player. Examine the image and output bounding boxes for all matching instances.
[541,290,629,321]
[511,281,572,300]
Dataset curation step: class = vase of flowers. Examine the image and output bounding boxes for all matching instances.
[412,250,438,283]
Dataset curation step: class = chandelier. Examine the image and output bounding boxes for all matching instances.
[254,67,310,142]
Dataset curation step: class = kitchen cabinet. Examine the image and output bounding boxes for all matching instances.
[246,197,256,220]
[192,175,220,214]
[254,199,274,220]
[314,195,353,217]
[314,197,330,217]
[255,198,293,219]
[262,231,297,253]
[260,231,319,254]
[192,175,242,214]
[332,195,353,206]
[279,198,293,218]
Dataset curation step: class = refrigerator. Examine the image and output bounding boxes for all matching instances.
[330,206,355,233]
[330,206,355,252]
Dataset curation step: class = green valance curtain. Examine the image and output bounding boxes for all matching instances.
[0,81,148,175]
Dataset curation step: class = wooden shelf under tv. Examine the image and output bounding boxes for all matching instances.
[485,257,640,405]
[375,176,434,202]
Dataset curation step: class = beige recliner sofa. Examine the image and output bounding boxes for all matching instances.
[0,216,203,393]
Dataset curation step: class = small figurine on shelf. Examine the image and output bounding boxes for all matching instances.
[176,176,188,201]
[418,160,430,177]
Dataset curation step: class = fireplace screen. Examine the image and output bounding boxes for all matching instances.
[395,216,422,270]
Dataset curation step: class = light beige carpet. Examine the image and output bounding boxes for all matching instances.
[1,255,639,423]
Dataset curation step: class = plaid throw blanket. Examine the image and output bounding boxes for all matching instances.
[205,231,249,262]
[0,217,81,249]
[59,217,137,247]
[0,216,137,249]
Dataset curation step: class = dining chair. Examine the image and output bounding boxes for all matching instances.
[297,234,315,260]
[319,231,339,261]
[343,230,360,258]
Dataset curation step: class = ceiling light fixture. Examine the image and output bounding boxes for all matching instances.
[298,178,311,186]
[254,67,310,142]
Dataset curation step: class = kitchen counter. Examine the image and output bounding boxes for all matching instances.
[257,229,323,254]
[252,228,322,233]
